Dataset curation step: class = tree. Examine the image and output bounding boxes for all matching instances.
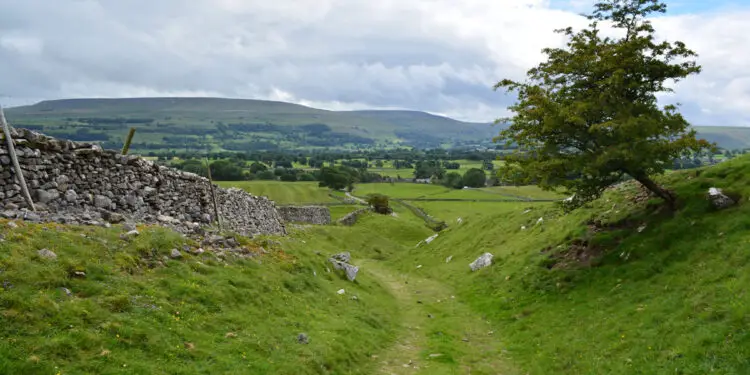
[209,160,245,181]
[494,0,711,210]
[441,172,464,189]
[249,162,268,174]
[318,166,358,191]
[462,168,487,188]
[366,194,392,214]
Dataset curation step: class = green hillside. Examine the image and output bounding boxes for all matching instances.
[4,98,496,151]
[3,156,750,373]
[5,98,748,152]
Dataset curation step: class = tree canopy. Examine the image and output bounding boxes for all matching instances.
[495,0,712,209]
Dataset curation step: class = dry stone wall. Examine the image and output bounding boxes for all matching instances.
[0,128,285,236]
[277,206,331,225]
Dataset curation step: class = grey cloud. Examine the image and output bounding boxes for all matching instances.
[0,0,748,124]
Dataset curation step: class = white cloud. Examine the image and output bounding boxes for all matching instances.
[0,0,748,125]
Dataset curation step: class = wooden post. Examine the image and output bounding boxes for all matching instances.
[0,105,35,211]
[205,157,222,231]
[121,127,136,155]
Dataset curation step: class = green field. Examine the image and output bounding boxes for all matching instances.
[216,181,337,205]
[352,182,562,202]
[5,154,750,373]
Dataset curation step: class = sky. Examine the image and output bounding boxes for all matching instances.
[0,0,749,125]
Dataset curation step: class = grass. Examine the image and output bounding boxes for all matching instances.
[4,154,750,374]
[329,205,362,221]
[353,182,558,202]
[217,181,338,205]
[383,155,750,374]
[0,222,400,375]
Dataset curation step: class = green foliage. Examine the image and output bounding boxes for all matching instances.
[462,168,487,188]
[441,172,464,189]
[318,166,359,191]
[209,159,245,181]
[249,162,268,174]
[366,194,392,215]
[414,160,445,180]
[495,0,712,209]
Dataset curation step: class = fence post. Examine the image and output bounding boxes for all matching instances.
[121,127,136,155]
[0,105,35,211]
[205,157,222,231]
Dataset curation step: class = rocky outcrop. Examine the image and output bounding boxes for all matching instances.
[0,128,285,237]
[329,252,359,281]
[277,206,331,225]
[707,187,736,210]
[337,208,371,226]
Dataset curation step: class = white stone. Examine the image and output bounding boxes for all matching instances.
[469,253,493,272]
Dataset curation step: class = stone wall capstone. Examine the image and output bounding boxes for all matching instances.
[277,206,331,225]
[0,128,285,237]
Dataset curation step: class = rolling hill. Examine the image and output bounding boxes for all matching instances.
[4,98,497,152]
[4,97,749,152]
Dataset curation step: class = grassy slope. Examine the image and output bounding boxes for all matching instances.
[0,222,403,375]
[4,156,750,374]
[216,181,338,205]
[385,156,750,374]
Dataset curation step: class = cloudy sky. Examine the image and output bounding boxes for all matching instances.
[1,0,749,125]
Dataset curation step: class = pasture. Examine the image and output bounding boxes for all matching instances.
[216,181,337,205]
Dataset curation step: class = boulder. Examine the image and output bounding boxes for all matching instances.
[37,248,57,260]
[708,187,736,210]
[469,253,493,271]
[330,252,351,263]
[297,333,309,344]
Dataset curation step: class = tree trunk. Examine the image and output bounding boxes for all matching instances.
[631,172,676,210]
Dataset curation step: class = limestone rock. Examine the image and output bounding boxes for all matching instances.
[330,252,351,263]
[329,252,359,281]
[37,248,57,260]
[708,187,735,210]
[65,189,78,202]
[469,253,493,271]
[170,249,182,259]
[35,189,59,203]
[297,333,309,344]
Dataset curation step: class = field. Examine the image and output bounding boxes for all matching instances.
[216,181,337,205]
[367,159,505,179]
[5,155,750,373]
[352,182,563,202]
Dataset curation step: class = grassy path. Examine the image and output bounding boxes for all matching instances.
[363,261,517,375]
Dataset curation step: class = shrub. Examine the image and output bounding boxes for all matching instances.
[367,194,392,215]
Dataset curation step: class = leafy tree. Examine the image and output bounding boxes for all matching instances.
[441,172,464,189]
[318,166,358,191]
[176,159,207,177]
[494,0,711,209]
[279,173,297,182]
[256,170,276,180]
[209,160,245,181]
[462,168,486,188]
[249,162,268,174]
[366,194,392,214]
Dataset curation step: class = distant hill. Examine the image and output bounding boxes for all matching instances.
[4,98,498,152]
[5,97,748,152]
